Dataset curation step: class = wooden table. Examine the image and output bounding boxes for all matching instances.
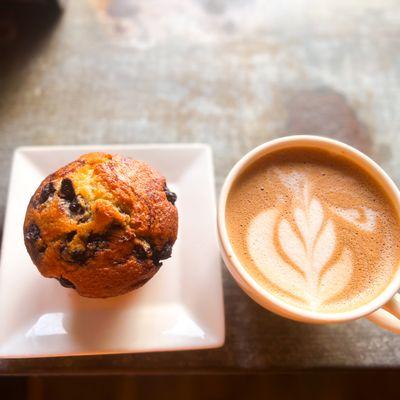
[1,0,400,374]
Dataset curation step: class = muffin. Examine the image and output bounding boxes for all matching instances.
[23,152,178,298]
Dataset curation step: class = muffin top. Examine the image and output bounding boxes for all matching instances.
[23,152,178,298]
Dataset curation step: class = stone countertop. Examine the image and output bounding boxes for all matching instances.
[0,0,400,374]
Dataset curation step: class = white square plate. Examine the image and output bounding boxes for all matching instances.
[0,144,224,358]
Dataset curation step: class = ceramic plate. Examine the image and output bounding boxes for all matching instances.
[0,144,224,358]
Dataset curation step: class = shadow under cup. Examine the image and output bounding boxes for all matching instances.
[217,135,400,327]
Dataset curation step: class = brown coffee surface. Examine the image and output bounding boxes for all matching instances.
[226,146,400,312]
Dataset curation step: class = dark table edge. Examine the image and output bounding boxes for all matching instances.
[1,367,400,376]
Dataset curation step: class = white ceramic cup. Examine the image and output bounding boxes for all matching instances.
[218,135,400,333]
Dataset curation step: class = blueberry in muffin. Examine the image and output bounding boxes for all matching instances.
[23,152,178,298]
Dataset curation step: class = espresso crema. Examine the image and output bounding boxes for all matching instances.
[226,147,400,312]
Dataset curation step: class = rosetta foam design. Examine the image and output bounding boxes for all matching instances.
[247,172,353,310]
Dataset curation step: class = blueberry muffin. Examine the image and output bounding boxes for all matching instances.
[23,152,178,298]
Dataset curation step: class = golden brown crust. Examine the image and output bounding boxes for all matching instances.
[23,152,178,298]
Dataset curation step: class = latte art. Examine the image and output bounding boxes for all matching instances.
[249,173,353,310]
[226,147,400,312]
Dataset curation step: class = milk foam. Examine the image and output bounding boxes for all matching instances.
[247,173,353,310]
[330,206,377,232]
[226,147,400,313]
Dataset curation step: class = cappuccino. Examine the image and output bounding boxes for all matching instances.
[226,147,400,312]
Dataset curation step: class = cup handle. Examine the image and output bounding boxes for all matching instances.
[367,293,400,333]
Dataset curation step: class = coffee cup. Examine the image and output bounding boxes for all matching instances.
[218,135,400,333]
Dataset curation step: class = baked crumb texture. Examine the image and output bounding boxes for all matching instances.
[23,152,178,298]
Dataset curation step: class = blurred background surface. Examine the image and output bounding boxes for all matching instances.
[1,0,400,397]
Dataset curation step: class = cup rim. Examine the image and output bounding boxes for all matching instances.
[218,135,400,323]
